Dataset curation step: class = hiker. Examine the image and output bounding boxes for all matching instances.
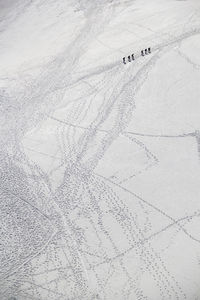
[123,57,126,64]
[128,55,131,62]
[145,48,148,55]
[131,53,135,60]
[141,50,144,56]
[148,47,151,53]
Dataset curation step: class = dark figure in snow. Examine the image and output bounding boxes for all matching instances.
[141,50,144,56]
[148,47,151,53]
[145,48,148,55]
[131,53,135,60]
[128,55,131,62]
[123,57,126,64]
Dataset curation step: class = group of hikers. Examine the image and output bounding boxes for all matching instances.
[123,47,151,64]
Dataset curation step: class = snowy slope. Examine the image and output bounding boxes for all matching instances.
[1,0,200,299]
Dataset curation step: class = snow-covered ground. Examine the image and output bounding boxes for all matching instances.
[1,0,200,299]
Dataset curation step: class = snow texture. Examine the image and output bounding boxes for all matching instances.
[0,0,200,299]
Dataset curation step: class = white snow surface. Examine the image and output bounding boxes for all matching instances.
[0,0,200,299]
